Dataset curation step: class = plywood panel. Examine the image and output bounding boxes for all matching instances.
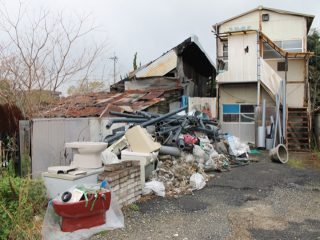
[220,33,257,83]
[287,83,304,107]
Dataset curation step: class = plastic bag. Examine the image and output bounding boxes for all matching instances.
[226,135,249,157]
[42,184,124,240]
[101,149,119,165]
[193,145,206,159]
[144,180,165,197]
[190,173,206,190]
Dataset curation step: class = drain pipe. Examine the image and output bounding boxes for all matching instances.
[282,56,288,144]
[140,106,188,128]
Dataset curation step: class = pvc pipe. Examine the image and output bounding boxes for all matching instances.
[104,132,124,144]
[109,111,144,118]
[177,138,185,150]
[273,94,280,148]
[282,80,286,143]
[140,106,188,128]
[262,99,266,128]
[136,111,153,119]
[106,118,147,128]
[159,146,181,157]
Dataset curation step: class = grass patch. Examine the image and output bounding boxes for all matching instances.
[128,203,140,211]
[287,159,305,169]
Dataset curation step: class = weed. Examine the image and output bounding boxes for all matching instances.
[128,203,140,211]
[0,168,47,240]
[287,159,305,169]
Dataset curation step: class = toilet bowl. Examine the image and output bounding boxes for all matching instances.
[52,191,111,232]
[65,142,108,169]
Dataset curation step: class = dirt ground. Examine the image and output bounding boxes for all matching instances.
[92,151,320,240]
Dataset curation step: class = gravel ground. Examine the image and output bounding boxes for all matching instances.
[91,152,320,240]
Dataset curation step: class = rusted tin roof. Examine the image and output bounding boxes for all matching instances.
[37,89,179,118]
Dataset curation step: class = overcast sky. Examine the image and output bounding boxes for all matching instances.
[4,0,320,90]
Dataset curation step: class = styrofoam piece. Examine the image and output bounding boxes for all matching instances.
[121,150,158,165]
[125,126,161,153]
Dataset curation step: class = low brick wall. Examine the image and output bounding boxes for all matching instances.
[98,161,142,206]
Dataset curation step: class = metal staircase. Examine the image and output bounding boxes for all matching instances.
[286,107,311,151]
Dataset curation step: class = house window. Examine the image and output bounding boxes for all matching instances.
[223,104,255,123]
[263,42,281,59]
[263,40,303,59]
[262,14,269,22]
[274,40,302,52]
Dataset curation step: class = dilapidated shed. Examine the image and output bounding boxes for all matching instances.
[111,35,216,98]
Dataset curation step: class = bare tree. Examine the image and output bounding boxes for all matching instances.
[0,1,107,117]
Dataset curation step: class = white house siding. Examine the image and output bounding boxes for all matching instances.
[265,59,305,83]
[261,11,307,50]
[219,11,259,33]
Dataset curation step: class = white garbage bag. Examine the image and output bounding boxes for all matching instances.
[226,135,250,157]
[144,180,165,197]
[190,173,206,190]
[101,149,119,165]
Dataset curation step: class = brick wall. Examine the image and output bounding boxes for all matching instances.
[98,161,142,206]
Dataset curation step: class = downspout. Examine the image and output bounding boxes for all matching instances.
[257,8,262,106]
[215,24,220,119]
[283,54,288,143]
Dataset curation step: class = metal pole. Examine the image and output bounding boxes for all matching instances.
[283,55,288,143]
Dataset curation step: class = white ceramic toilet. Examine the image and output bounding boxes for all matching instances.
[42,141,108,198]
[66,142,108,169]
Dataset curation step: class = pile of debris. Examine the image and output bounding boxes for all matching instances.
[103,106,250,197]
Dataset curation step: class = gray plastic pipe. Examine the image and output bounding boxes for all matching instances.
[159,145,181,157]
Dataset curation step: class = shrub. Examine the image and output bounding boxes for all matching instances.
[0,173,48,240]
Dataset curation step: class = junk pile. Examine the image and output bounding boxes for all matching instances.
[103,106,251,197]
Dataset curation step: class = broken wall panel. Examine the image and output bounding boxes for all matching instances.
[188,97,217,118]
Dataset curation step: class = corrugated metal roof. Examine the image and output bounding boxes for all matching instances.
[38,90,168,118]
[134,50,177,78]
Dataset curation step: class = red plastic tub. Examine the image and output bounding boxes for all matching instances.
[53,191,111,232]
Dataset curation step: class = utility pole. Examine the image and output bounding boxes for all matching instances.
[109,53,118,84]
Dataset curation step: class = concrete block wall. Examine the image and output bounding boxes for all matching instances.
[98,161,142,206]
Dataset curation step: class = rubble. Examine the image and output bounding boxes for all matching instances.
[102,107,251,198]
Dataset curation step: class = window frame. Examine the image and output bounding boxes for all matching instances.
[222,103,255,124]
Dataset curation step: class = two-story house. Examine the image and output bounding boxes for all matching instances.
[214,6,314,151]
